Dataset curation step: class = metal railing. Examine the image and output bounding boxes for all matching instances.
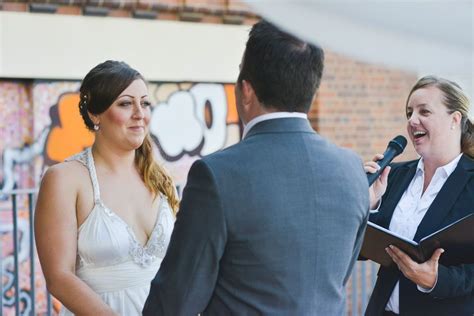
[1,189,53,316]
[1,189,377,316]
[348,259,378,315]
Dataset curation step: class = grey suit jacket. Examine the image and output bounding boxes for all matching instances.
[143,118,370,315]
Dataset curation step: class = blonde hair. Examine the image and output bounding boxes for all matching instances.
[136,135,179,215]
[407,75,474,158]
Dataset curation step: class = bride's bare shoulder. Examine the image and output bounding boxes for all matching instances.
[40,160,90,190]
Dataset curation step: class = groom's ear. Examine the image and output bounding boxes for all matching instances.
[241,80,258,111]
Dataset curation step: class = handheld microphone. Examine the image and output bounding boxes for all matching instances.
[367,135,407,186]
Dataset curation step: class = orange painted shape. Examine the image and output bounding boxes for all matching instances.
[46,93,95,162]
[224,84,239,124]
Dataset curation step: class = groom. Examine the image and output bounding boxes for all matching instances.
[143,20,369,315]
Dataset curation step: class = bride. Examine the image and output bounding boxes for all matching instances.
[35,60,179,315]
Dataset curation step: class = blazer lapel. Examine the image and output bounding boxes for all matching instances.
[379,162,417,228]
[414,154,474,241]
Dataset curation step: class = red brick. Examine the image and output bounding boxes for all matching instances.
[109,8,131,17]
[309,51,418,161]
[2,2,28,12]
[56,5,82,15]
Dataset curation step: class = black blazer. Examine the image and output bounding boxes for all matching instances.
[365,154,474,316]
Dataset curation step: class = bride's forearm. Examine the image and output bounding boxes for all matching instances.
[46,271,117,316]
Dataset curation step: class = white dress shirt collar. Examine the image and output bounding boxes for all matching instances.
[415,153,462,178]
[242,112,308,139]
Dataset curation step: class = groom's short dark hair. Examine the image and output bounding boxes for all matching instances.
[237,20,324,113]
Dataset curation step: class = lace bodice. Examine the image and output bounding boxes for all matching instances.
[66,148,174,269]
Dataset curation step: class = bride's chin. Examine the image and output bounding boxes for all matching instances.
[127,138,146,150]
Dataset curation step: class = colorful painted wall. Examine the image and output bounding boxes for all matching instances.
[0,80,241,315]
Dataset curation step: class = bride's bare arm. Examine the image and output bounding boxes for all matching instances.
[35,164,117,316]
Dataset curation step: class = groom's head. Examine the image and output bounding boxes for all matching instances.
[236,20,324,121]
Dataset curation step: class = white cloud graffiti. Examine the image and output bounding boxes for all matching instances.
[150,90,203,158]
[150,83,229,159]
[191,84,227,156]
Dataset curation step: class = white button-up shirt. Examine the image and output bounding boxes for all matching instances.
[385,153,462,313]
[242,112,308,139]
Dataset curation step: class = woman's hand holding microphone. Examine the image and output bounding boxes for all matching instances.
[364,154,391,210]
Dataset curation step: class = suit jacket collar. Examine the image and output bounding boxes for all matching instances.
[414,154,474,241]
[378,154,474,236]
[244,117,315,139]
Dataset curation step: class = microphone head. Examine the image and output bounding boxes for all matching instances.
[389,135,408,155]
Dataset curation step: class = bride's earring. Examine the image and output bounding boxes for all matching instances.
[93,124,100,131]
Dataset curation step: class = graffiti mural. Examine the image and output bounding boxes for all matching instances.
[0,80,241,315]
[149,82,241,188]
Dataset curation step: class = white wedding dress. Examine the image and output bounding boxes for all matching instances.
[60,148,174,315]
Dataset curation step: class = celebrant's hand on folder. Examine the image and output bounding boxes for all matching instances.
[386,245,444,289]
[361,213,474,268]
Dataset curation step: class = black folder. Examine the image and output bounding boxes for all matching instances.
[360,213,474,268]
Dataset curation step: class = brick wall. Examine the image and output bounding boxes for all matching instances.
[1,0,259,25]
[311,51,419,162]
